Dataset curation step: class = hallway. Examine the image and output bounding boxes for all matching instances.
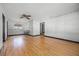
[1,35,79,56]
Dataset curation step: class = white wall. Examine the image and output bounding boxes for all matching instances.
[0,5,3,49]
[0,4,8,49]
[29,19,33,35]
[45,11,79,42]
[33,19,40,35]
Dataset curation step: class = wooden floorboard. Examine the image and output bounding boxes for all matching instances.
[1,35,79,56]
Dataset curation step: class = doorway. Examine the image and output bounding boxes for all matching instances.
[2,13,5,42]
[40,22,45,35]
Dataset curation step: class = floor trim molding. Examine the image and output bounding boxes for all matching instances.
[8,34,28,36]
[8,34,40,37]
[28,34,40,37]
[45,35,79,43]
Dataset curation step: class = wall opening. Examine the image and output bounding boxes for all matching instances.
[40,22,45,35]
[2,13,5,42]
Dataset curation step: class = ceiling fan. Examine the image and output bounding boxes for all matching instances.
[20,14,31,20]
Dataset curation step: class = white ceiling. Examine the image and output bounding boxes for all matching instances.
[1,3,79,21]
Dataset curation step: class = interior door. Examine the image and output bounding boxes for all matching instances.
[40,22,45,35]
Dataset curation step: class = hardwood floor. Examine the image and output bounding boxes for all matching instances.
[1,35,79,56]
